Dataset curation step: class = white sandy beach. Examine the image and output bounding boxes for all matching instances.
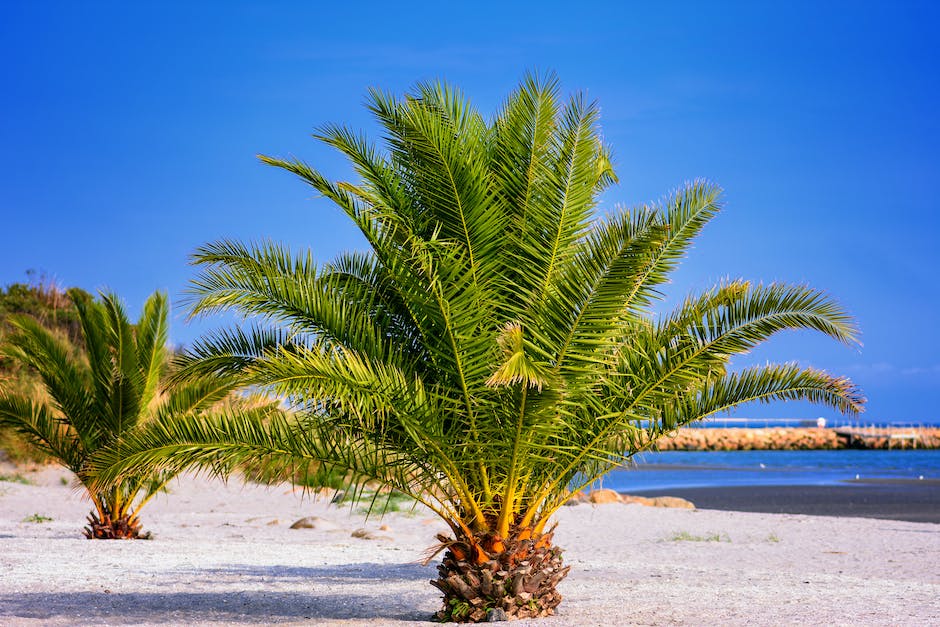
[1,466,938,626]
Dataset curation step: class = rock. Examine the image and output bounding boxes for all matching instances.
[486,607,509,622]
[379,524,391,531]
[619,495,695,509]
[588,489,622,504]
[563,490,588,506]
[351,527,393,541]
[289,517,318,529]
[651,496,695,509]
[266,519,280,526]
[351,528,377,539]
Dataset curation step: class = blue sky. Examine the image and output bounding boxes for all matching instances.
[2,2,938,422]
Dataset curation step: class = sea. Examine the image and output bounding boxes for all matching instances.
[603,449,940,493]
[600,419,940,493]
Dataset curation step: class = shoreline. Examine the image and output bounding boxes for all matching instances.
[630,478,940,523]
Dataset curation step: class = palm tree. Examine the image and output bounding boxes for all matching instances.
[0,290,248,539]
[94,74,863,618]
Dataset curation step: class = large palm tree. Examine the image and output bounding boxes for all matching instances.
[94,74,862,618]
[0,290,250,539]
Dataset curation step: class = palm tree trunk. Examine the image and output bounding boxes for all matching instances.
[82,498,148,539]
[430,527,569,622]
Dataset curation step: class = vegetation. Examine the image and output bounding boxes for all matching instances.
[94,74,863,619]
[0,290,261,539]
[245,459,351,491]
[0,272,88,345]
[0,472,31,484]
[0,275,92,464]
[346,489,416,516]
[668,531,731,543]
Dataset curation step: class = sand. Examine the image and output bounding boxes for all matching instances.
[1,466,938,626]
[632,479,940,524]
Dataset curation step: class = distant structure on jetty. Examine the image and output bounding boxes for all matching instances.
[656,425,940,451]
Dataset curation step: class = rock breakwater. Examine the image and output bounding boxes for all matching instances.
[654,427,940,451]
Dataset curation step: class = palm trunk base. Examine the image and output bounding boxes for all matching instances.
[83,510,149,540]
[431,530,569,622]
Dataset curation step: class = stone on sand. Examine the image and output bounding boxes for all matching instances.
[650,496,695,509]
[589,488,623,504]
[289,516,319,529]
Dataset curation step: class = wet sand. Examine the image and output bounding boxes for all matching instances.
[632,479,940,523]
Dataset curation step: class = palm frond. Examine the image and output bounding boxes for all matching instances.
[135,291,169,409]
[660,363,865,429]
[100,76,863,552]
[0,396,83,471]
[1,314,98,446]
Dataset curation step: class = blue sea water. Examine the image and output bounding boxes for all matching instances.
[599,449,940,493]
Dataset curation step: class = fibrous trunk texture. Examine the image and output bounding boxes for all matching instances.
[83,508,148,539]
[431,528,569,622]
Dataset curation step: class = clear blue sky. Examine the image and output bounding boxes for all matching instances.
[2,2,938,422]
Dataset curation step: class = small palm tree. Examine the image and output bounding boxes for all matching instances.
[0,290,244,539]
[95,75,862,618]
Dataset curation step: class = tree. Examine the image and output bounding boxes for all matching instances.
[0,290,251,538]
[94,74,863,617]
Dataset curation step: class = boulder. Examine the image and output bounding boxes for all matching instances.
[588,489,622,504]
[486,607,509,621]
[620,495,655,506]
[289,516,318,529]
[618,495,695,509]
[562,490,589,505]
[650,496,695,509]
[351,528,377,539]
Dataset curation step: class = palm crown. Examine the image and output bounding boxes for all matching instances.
[0,291,244,538]
[95,74,862,619]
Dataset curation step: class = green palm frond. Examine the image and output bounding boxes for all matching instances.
[662,363,865,427]
[1,314,95,439]
[96,74,863,546]
[619,281,859,412]
[92,405,467,529]
[135,292,169,409]
[172,324,294,381]
[0,396,83,470]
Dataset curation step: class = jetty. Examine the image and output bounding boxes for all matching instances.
[833,426,926,449]
[655,425,940,451]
